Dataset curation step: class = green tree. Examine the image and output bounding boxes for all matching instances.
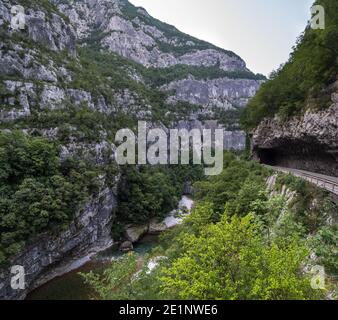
[80,252,138,300]
[160,211,320,300]
[0,132,99,264]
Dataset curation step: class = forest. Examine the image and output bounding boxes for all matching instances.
[81,153,337,300]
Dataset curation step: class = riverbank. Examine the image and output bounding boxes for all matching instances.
[26,234,159,300]
[26,196,194,300]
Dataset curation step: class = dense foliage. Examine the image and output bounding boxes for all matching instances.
[242,0,338,129]
[160,213,318,300]
[83,154,336,300]
[193,153,269,214]
[113,164,204,238]
[0,132,102,265]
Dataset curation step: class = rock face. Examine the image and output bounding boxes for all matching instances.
[148,219,167,234]
[25,11,76,55]
[54,0,247,71]
[173,119,247,150]
[0,186,117,300]
[0,2,76,55]
[163,77,262,110]
[51,0,262,146]
[1,0,263,146]
[0,80,149,122]
[252,87,338,176]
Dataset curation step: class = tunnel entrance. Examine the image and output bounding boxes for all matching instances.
[253,142,338,177]
[257,148,278,166]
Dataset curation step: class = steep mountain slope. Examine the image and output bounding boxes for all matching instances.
[0,0,264,134]
[55,0,246,70]
[0,0,263,299]
[55,0,264,122]
[243,0,338,176]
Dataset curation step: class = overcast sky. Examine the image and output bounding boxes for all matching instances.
[129,0,314,76]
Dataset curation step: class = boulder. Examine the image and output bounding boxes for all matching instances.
[183,181,194,195]
[125,225,148,243]
[148,219,167,234]
[119,241,133,252]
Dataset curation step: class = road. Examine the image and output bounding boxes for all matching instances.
[265,166,338,195]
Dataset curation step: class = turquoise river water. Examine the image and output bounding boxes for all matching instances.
[26,235,159,300]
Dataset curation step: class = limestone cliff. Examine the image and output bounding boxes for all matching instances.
[53,0,246,70]
[252,83,338,176]
[0,184,117,300]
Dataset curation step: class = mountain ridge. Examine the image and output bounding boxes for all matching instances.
[53,0,250,71]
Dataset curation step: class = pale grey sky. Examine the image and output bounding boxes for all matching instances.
[129,0,314,76]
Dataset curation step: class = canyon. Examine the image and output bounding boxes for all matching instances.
[0,0,336,300]
[0,0,263,299]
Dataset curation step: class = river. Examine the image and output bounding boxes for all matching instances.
[26,196,193,300]
[26,234,159,300]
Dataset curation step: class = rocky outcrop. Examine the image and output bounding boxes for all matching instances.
[178,49,246,72]
[0,80,150,122]
[119,241,133,252]
[54,0,247,71]
[148,220,167,234]
[173,119,246,151]
[163,77,263,110]
[1,0,263,151]
[0,185,117,300]
[252,88,338,176]
[125,225,149,243]
[161,76,262,137]
[25,11,76,55]
[0,1,76,55]
[0,45,60,83]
